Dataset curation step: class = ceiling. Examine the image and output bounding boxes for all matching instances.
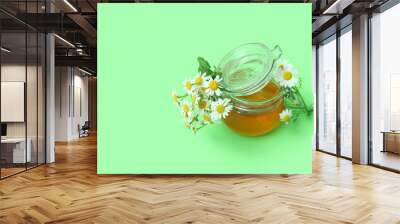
[0,0,392,74]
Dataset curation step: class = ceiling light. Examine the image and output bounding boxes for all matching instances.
[78,67,93,76]
[76,48,84,55]
[63,0,78,12]
[54,34,75,48]
[322,0,354,15]
[1,47,11,53]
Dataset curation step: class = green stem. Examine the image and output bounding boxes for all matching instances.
[197,125,206,131]
[294,87,312,115]
[286,105,307,110]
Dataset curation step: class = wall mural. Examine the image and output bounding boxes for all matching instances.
[98,4,313,174]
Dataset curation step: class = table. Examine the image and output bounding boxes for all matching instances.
[381,131,400,154]
[1,138,32,164]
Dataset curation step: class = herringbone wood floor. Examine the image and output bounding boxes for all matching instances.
[1,134,400,224]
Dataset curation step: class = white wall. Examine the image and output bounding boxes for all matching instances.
[1,65,40,137]
[1,65,26,141]
[55,67,70,141]
[71,73,89,138]
[55,67,89,141]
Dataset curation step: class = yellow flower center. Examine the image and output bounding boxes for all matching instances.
[198,100,207,109]
[283,71,293,81]
[216,104,225,114]
[283,115,290,122]
[182,104,190,113]
[204,114,212,122]
[194,76,204,85]
[172,94,178,103]
[208,80,218,91]
[185,81,192,90]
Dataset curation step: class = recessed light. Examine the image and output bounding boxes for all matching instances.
[78,67,93,76]
[322,0,354,15]
[54,34,75,48]
[1,47,11,53]
[63,0,78,12]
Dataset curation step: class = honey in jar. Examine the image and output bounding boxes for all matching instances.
[218,43,284,136]
[224,81,283,136]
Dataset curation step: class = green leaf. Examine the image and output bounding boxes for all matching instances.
[197,57,212,76]
[213,66,222,75]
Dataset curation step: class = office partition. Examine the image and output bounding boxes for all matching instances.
[0,1,47,179]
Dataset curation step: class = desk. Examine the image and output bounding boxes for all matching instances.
[1,138,31,163]
[381,131,400,154]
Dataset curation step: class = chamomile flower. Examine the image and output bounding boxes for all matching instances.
[198,86,207,94]
[191,93,199,105]
[184,122,195,133]
[184,114,194,125]
[276,62,298,88]
[183,79,195,94]
[203,114,213,124]
[181,101,192,118]
[192,73,208,86]
[171,90,179,105]
[197,99,209,114]
[211,98,232,121]
[279,109,292,125]
[277,59,290,71]
[205,75,223,96]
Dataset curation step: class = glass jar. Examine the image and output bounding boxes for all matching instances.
[218,43,284,136]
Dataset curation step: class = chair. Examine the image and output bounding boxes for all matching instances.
[79,121,90,138]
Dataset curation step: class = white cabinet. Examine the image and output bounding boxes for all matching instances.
[1,138,32,163]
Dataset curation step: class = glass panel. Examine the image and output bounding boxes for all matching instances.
[317,36,337,154]
[1,31,27,177]
[0,1,46,178]
[38,32,45,165]
[27,31,38,169]
[339,29,352,158]
[26,0,39,169]
[371,4,400,171]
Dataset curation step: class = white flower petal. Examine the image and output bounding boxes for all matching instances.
[211,112,222,121]
[279,109,292,124]
[276,62,299,88]
[205,76,223,96]
[210,98,233,120]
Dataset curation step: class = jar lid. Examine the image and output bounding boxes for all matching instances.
[218,43,282,97]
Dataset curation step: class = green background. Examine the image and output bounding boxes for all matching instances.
[98,4,313,174]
